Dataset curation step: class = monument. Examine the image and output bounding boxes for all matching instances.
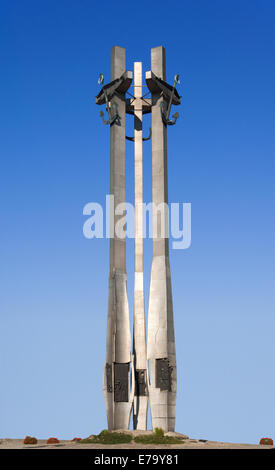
[96,46,181,432]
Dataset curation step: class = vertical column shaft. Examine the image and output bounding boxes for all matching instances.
[133,62,148,430]
[147,46,177,432]
[103,46,133,430]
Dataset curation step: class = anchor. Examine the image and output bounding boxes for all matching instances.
[98,74,119,126]
[126,127,152,142]
[160,74,180,126]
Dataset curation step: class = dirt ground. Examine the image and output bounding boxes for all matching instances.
[0,430,274,450]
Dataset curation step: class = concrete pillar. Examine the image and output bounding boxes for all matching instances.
[103,46,133,430]
[147,46,177,432]
[133,62,148,430]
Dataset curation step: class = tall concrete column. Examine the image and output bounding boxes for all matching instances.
[103,46,133,430]
[146,46,177,432]
[133,62,148,430]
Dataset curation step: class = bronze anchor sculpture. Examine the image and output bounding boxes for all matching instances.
[160,74,180,126]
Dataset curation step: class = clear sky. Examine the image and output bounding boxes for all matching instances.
[1,0,274,444]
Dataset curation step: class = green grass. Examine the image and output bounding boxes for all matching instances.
[79,428,185,446]
[78,430,132,445]
[133,428,185,445]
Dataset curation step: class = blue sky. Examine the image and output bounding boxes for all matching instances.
[1,0,275,443]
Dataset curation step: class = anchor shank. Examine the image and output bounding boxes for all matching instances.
[103,87,112,120]
[166,80,176,120]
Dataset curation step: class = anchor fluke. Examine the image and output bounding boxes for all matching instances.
[99,102,119,126]
[126,127,152,142]
[160,103,179,126]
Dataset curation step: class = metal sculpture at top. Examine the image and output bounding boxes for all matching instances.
[97,68,181,129]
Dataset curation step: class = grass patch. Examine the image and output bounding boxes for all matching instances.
[134,428,185,445]
[78,430,132,445]
[79,428,185,446]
